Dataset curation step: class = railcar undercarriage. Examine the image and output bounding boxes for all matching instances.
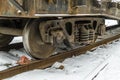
[23,18,105,59]
[0,17,106,59]
[0,0,119,58]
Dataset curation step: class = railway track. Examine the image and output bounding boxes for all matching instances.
[0,32,120,79]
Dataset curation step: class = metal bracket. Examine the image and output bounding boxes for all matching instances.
[8,0,26,12]
[59,20,73,48]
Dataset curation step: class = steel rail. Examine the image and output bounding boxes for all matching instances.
[0,33,120,79]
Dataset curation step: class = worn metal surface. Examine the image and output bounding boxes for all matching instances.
[23,19,56,59]
[22,17,103,59]
[0,27,22,36]
[0,0,119,19]
[1,31,120,79]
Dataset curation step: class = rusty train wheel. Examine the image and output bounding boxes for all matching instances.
[0,34,13,47]
[23,19,56,59]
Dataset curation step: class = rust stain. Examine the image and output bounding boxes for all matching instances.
[0,0,119,18]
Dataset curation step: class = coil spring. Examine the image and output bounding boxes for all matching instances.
[74,25,94,43]
[75,25,89,42]
[89,30,94,40]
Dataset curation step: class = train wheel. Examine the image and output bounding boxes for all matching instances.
[0,34,13,47]
[23,19,56,59]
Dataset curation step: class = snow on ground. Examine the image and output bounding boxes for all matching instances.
[0,51,18,71]
[10,37,22,44]
[0,20,120,79]
[94,46,120,80]
[105,19,118,26]
[9,49,32,60]
[4,39,120,80]
[94,55,120,80]
[0,49,32,71]
[0,37,32,71]
[98,0,120,2]
[112,0,120,2]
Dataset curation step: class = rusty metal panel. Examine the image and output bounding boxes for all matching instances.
[0,0,119,19]
[35,0,68,14]
[0,0,35,17]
